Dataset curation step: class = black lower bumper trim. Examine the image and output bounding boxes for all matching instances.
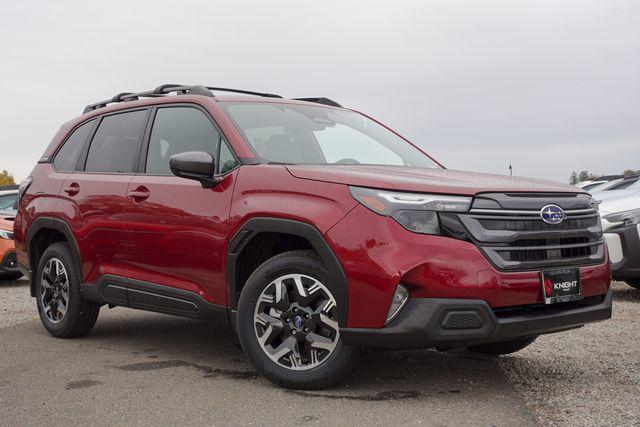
[340,287,613,349]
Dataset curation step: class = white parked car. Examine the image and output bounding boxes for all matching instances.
[0,189,18,213]
[575,175,625,192]
[593,178,640,202]
[599,194,640,289]
[586,178,625,193]
[577,180,608,190]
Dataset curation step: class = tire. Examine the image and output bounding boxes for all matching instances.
[467,336,537,355]
[625,279,640,289]
[35,242,100,338]
[237,250,357,389]
[0,272,23,281]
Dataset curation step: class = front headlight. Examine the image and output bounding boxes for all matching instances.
[349,186,472,235]
[0,229,13,240]
[603,208,640,230]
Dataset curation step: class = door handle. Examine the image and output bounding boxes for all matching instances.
[63,182,80,196]
[127,186,150,202]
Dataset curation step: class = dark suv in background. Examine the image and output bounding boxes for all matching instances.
[14,84,612,388]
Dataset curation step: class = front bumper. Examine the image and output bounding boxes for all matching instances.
[340,287,612,349]
[328,204,611,328]
[605,224,640,281]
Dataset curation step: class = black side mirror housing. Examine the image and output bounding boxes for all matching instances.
[169,151,219,188]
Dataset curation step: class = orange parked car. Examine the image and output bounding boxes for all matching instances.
[0,214,22,281]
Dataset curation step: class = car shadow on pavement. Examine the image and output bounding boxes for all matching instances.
[81,308,510,399]
[3,308,536,425]
[613,284,640,302]
[0,279,28,289]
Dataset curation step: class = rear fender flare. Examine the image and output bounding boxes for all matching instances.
[26,217,81,297]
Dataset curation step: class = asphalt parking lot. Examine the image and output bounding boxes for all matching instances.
[1,279,638,426]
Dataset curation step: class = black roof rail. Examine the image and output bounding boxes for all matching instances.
[205,86,282,98]
[153,84,185,94]
[82,84,283,114]
[594,174,624,181]
[293,97,342,108]
[621,173,640,179]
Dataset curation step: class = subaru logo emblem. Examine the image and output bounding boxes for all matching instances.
[294,316,303,329]
[540,204,565,224]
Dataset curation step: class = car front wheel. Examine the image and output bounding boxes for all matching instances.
[237,250,357,389]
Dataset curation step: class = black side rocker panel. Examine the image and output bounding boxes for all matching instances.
[82,275,227,320]
[26,217,82,297]
[226,217,349,326]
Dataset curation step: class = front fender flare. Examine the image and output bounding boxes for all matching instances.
[226,217,348,326]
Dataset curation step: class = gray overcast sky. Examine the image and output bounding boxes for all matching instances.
[1,0,638,183]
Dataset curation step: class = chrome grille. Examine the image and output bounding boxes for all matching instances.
[459,193,605,271]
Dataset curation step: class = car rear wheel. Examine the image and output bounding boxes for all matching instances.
[35,242,100,338]
[625,279,640,289]
[467,336,537,355]
[237,250,357,389]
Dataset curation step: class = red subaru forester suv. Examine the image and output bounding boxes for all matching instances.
[14,85,612,389]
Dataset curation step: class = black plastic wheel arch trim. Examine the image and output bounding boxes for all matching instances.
[226,217,349,326]
[26,217,82,297]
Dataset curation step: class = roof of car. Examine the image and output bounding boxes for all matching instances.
[41,87,349,162]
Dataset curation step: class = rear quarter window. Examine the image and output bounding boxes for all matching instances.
[53,120,95,172]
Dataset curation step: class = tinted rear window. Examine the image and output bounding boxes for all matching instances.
[53,120,95,172]
[85,110,147,173]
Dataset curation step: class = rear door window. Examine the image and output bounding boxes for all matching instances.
[85,110,147,173]
[53,120,95,172]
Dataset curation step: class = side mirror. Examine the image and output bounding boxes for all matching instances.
[169,151,219,188]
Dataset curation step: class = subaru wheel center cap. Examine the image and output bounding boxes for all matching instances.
[293,316,303,329]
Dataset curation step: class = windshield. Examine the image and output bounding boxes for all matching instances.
[222,102,441,168]
[0,193,17,211]
[606,178,639,191]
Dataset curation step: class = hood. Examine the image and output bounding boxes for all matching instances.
[592,188,640,202]
[598,193,640,216]
[285,165,580,196]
